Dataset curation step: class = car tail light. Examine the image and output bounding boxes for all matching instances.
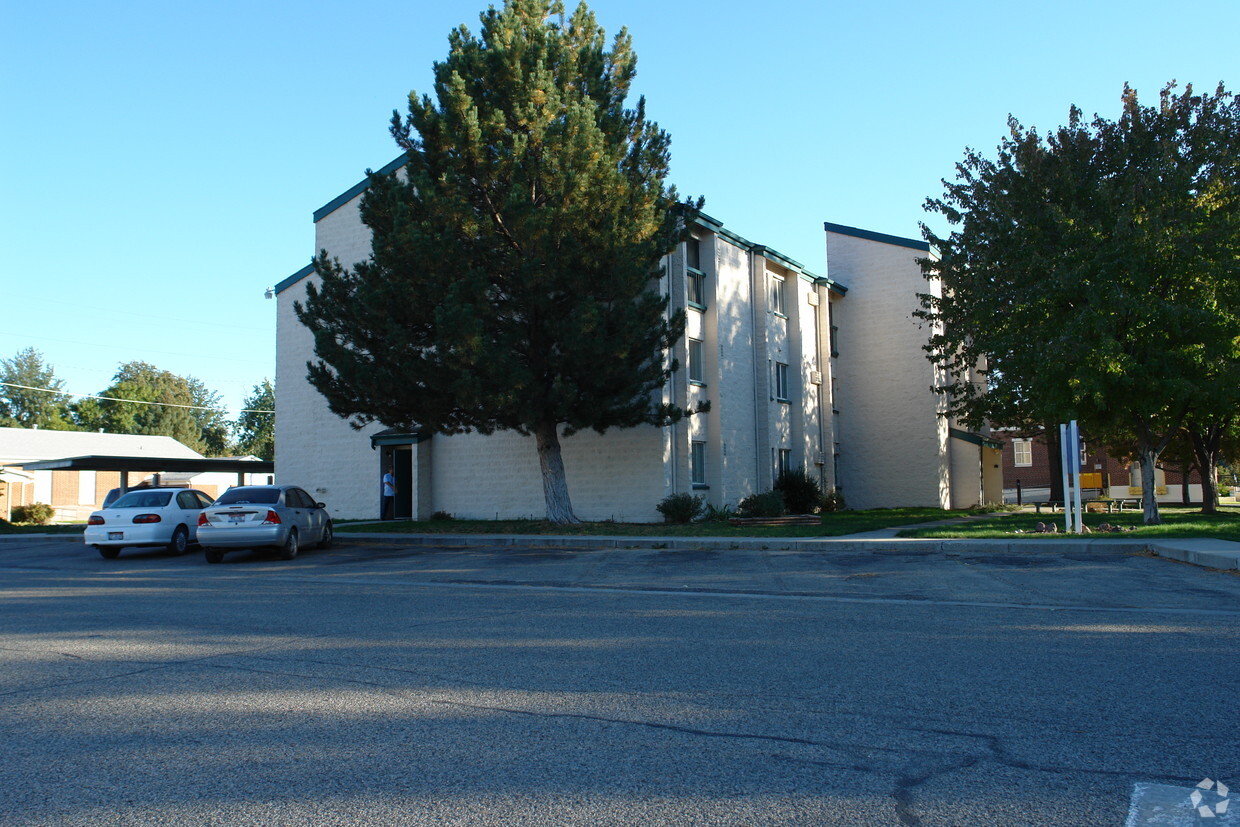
[88,515,105,526]
[132,514,162,524]
[197,513,209,527]
[262,510,281,525]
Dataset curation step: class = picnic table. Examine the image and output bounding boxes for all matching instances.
[1035,498,1139,514]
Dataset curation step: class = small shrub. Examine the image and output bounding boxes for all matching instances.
[656,493,704,524]
[12,503,55,525]
[820,487,846,513]
[429,511,454,521]
[702,503,735,522]
[774,469,823,514]
[737,490,786,518]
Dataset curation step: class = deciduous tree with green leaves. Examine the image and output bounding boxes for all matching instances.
[234,379,274,461]
[297,0,702,523]
[0,348,76,430]
[919,82,1240,525]
[73,362,233,456]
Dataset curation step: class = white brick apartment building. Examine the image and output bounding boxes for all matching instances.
[275,159,1001,521]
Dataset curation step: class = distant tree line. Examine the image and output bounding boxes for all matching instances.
[0,347,274,460]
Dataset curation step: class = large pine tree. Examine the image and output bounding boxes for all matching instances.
[297,0,701,523]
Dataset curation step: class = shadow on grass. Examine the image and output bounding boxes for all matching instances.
[336,508,985,538]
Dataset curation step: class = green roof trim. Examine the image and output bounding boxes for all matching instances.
[824,221,929,252]
[370,429,427,447]
[949,428,1003,450]
[298,162,850,296]
[313,154,408,223]
[274,263,315,296]
[694,213,848,295]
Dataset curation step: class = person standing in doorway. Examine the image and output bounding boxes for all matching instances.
[381,466,397,520]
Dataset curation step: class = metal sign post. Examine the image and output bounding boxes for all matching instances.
[1060,421,1084,534]
[1060,423,1072,533]
[1070,420,1084,534]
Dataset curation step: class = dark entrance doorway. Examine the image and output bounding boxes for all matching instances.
[372,428,424,521]
[392,447,413,520]
[379,445,414,520]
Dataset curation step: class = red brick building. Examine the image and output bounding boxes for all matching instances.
[996,431,1202,502]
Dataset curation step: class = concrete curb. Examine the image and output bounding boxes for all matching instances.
[1147,543,1240,571]
[0,534,80,544]
[338,531,1147,555]
[7,529,1236,571]
[337,531,1240,571]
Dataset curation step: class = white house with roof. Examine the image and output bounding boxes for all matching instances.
[0,427,203,522]
[273,160,1001,521]
[0,429,275,522]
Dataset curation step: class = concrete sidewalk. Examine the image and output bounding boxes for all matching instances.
[330,528,1240,572]
[5,524,1239,572]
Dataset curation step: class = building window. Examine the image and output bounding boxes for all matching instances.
[688,271,705,307]
[774,361,789,401]
[773,448,792,480]
[770,275,786,315]
[1013,438,1032,467]
[691,440,706,487]
[688,338,704,384]
[828,301,839,356]
[686,238,706,308]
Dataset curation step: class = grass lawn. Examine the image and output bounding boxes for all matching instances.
[900,505,1240,542]
[0,522,87,535]
[336,507,982,538]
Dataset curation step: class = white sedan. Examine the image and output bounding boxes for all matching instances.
[85,488,216,559]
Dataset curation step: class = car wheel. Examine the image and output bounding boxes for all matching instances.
[204,548,224,564]
[167,526,189,556]
[279,530,299,560]
[318,522,333,549]
[97,546,120,560]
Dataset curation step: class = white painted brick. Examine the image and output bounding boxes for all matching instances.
[826,230,950,509]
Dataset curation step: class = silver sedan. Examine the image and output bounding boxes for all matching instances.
[197,485,332,563]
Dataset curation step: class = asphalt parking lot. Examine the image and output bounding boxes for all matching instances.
[1,537,1237,826]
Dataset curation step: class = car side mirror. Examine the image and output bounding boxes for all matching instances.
[316,502,326,509]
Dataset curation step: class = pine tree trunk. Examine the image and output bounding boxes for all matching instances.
[535,420,580,525]
[1137,445,1162,525]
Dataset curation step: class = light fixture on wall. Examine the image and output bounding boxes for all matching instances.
[264,287,274,299]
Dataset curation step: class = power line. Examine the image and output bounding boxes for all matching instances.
[0,382,274,414]
[0,330,272,365]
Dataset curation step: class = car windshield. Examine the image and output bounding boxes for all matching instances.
[112,491,174,508]
[214,488,281,505]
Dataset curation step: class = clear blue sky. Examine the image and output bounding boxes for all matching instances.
[2,0,1235,417]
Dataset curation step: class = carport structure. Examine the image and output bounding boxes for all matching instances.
[17,456,274,496]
